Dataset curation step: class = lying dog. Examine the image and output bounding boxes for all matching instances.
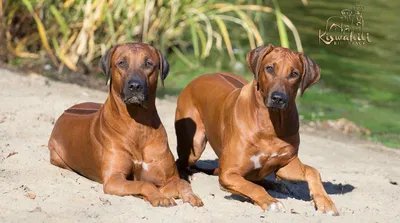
[48,43,203,207]
[175,44,338,215]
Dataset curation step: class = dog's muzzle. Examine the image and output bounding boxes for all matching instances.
[123,76,148,106]
[266,91,288,110]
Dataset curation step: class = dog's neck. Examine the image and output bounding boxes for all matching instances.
[240,80,299,138]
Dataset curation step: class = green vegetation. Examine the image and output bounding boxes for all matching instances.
[161,0,400,148]
[1,0,399,147]
[4,0,301,71]
[272,0,400,148]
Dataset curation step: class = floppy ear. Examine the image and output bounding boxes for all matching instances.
[100,46,116,85]
[157,50,170,87]
[299,53,321,96]
[246,44,274,82]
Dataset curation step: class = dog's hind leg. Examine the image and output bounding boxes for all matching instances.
[175,108,207,170]
[48,140,72,171]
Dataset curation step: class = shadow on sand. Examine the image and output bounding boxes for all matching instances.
[192,159,355,204]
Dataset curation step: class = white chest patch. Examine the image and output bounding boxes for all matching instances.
[279,152,288,157]
[250,152,289,170]
[141,162,149,171]
[133,160,150,171]
[250,153,266,169]
[271,152,288,158]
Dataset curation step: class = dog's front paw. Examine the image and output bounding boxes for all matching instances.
[146,194,177,207]
[257,198,285,212]
[182,192,204,207]
[313,195,339,216]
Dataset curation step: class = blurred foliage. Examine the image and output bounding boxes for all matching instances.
[2,0,302,72]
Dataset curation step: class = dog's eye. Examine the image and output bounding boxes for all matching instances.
[116,60,127,68]
[145,61,154,68]
[290,71,300,78]
[265,65,274,72]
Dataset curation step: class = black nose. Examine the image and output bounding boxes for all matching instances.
[128,80,142,92]
[271,91,288,105]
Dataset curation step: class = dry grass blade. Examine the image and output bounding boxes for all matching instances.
[142,0,156,42]
[4,0,303,71]
[214,16,234,61]
[211,14,256,49]
[188,8,214,59]
[195,25,207,58]
[215,3,302,52]
[52,37,78,71]
[281,15,303,52]
[21,0,59,66]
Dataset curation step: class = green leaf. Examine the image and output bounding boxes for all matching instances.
[272,0,289,48]
[188,16,200,57]
[50,5,68,38]
[214,16,235,61]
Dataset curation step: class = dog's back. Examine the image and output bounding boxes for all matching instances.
[64,102,102,114]
[176,72,247,120]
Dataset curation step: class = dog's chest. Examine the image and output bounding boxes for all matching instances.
[131,153,169,187]
[246,144,298,179]
[132,160,150,172]
[132,160,159,184]
[250,151,293,168]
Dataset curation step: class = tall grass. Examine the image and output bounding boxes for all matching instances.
[3,0,302,72]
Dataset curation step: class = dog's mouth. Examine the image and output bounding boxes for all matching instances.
[265,101,288,111]
[123,96,148,108]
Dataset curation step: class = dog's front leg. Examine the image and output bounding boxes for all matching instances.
[102,152,176,207]
[142,143,203,207]
[159,176,204,207]
[219,170,285,212]
[104,174,176,207]
[275,157,339,215]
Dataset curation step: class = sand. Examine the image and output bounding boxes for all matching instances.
[1,68,399,223]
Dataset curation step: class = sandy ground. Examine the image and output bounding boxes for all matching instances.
[1,68,399,223]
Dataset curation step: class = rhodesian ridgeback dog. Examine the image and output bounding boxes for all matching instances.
[48,43,203,207]
[175,44,338,215]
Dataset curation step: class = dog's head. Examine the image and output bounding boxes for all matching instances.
[100,43,169,107]
[246,44,320,110]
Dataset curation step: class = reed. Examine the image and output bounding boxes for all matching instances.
[3,0,302,72]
